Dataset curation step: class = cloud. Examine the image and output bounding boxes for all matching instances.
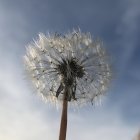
[65,107,138,140]
[0,50,59,140]
[115,0,140,72]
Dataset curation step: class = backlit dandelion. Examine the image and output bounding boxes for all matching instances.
[24,30,111,140]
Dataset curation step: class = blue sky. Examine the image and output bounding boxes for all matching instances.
[0,0,140,139]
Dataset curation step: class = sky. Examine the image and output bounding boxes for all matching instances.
[0,0,140,140]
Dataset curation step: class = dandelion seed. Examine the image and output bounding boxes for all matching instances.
[24,30,112,140]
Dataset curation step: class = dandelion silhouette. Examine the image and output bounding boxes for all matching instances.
[24,30,111,140]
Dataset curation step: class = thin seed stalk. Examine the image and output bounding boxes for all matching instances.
[59,92,68,140]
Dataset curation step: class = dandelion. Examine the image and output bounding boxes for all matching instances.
[24,30,111,140]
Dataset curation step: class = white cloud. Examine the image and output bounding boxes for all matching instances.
[65,108,138,140]
[0,58,59,140]
[116,0,140,72]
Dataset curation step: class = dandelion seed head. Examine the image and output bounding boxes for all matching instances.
[24,30,112,106]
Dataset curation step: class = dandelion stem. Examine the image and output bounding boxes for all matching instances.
[59,92,68,140]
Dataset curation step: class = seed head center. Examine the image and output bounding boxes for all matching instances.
[56,57,85,86]
[55,57,85,101]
